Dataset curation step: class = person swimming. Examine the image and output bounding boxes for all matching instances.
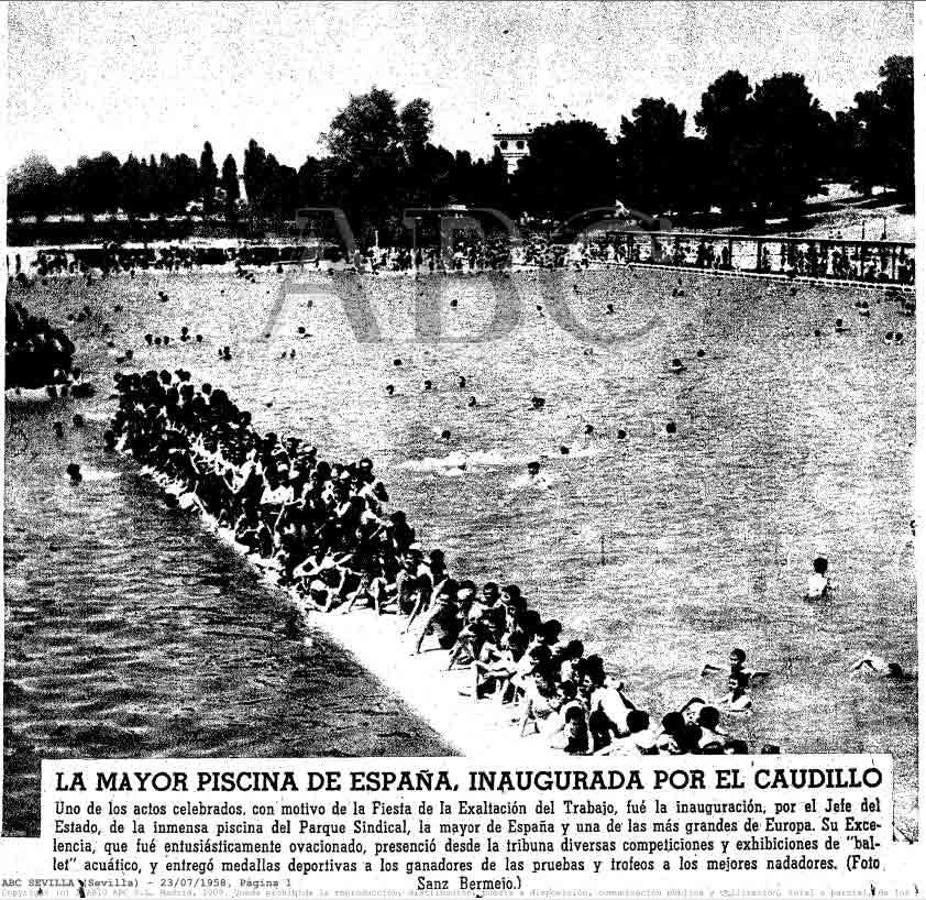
[701,647,769,684]
[386,384,395,396]
[423,379,432,391]
[458,376,467,389]
[511,460,554,491]
[669,358,686,373]
[530,396,546,410]
[850,655,916,681]
[467,395,477,408]
[835,318,850,334]
[805,555,832,601]
[718,672,752,712]
[66,462,82,483]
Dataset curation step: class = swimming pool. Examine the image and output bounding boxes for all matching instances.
[4,264,916,837]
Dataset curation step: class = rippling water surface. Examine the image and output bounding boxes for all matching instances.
[4,266,917,837]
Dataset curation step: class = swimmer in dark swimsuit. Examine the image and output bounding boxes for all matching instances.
[701,648,769,684]
[850,656,917,681]
[805,555,832,601]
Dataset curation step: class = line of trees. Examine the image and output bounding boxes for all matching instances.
[7,56,913,239]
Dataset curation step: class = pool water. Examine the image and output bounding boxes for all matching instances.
[4,265,917,837]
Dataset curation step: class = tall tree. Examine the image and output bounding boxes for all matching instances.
[399,98,433,164]
[695,70,754,219]
[511,120,616,219]
[322,87,413,238]
[846,55,913,198]
[199,141,218,216]
[146,155,163,214]
[252,153,298,218]
[297,155,324,207]
[243,139,267,208]
[748,73,831,223]
[8,153,60,221]
[221,153,240,222]
[615,99,690,216]
[119,153,144,218]
[63,152,121,215]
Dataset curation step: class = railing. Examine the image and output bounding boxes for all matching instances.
[598,231,914,286]
[12,230,917,288]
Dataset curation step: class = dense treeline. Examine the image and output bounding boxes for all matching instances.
[7,57,913,240]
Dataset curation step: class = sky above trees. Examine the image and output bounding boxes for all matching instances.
[8,56,913,240]
[6,1,912,170]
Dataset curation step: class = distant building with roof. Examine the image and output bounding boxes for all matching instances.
[492,131,532,174]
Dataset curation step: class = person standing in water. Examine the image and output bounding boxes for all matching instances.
[718,672,752,713]
[805,555,832,601]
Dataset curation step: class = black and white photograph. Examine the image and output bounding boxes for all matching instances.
[1,1,920,895]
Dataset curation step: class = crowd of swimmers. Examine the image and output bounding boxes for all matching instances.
[8,241,914,757]
[810,285,912,343]
[5,299,82,392]
[106,368,793,755]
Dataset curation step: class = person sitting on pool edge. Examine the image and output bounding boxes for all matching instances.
[594,709,656,755]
